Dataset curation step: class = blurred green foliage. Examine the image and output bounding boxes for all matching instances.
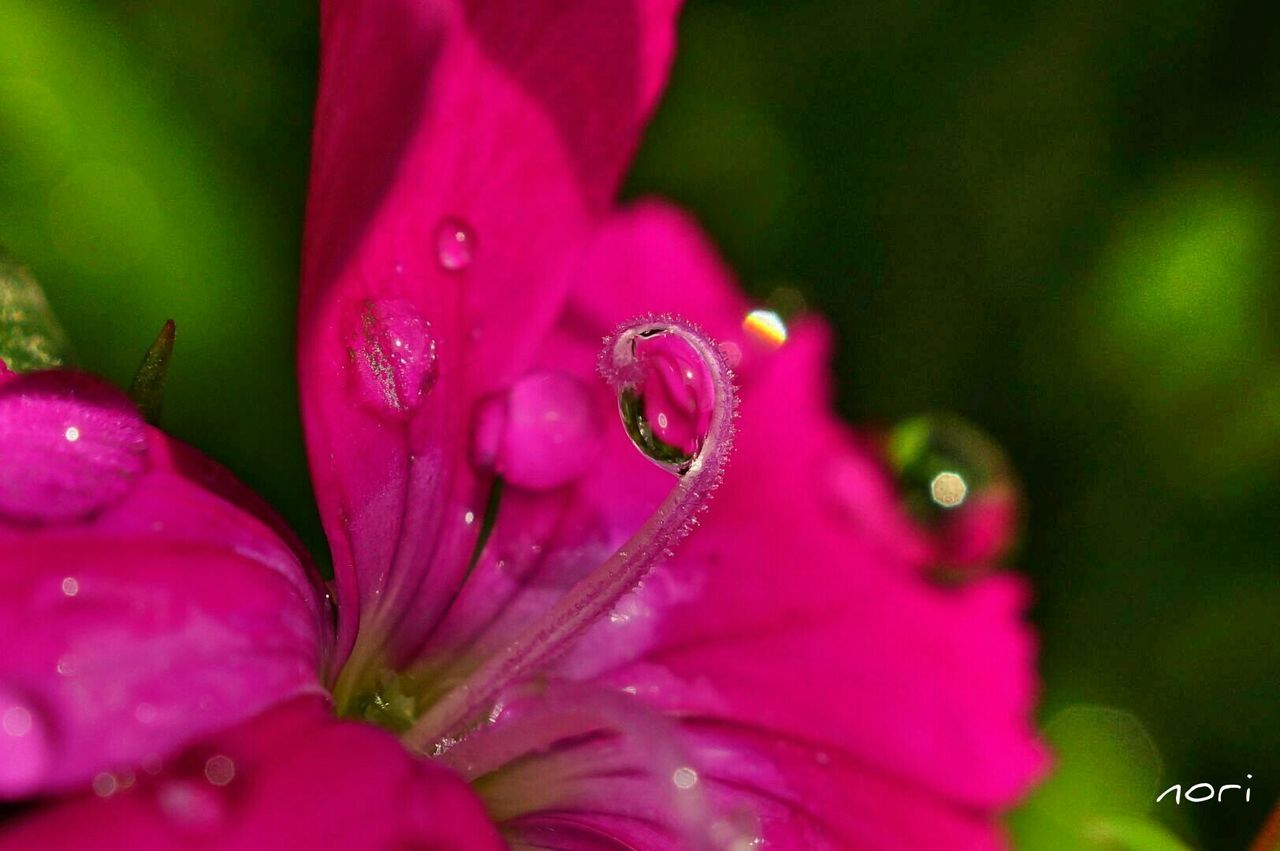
[1,0,1277,846]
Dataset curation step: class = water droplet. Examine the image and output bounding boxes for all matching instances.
[672,766,699,789]
[613,328,716,475]
[886,414,1021,570]
[203,754,235,786]
[0,371,149,523]
[434,217,475,271]
[472,370,601,490]
[349,300,439,417]
[60,576,79,597]
[92,772,119,798]
[0,689,52,796]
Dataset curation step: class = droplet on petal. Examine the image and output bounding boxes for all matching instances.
[672,766,699,789]
[610,326,717,475]
[0,371,149,523]
[0,688,53,796]
[472,370,601,490]
[203,754,235,786]
[349,300,439,417]
[886,414,1021,570]
[434,217,475,271]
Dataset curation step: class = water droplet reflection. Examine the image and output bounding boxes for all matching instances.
[887,414,1021,571]
[613,327,716,475]
[203,754,235,786]
[435,217,475,271]
[672,766,699,789]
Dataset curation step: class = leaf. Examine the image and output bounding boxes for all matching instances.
[128,319,176,424]
[0,247,72,372]
[1088,815,1194,851]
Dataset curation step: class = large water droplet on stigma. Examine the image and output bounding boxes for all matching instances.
[886,414,1021,571]
[0,371,149,523]
[434,217,475,271]
[0,687,53,796]
[472,370,601,490]
[350,300,439,417]
[614,327,716,475]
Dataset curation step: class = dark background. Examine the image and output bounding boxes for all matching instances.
[2,1,1277,847]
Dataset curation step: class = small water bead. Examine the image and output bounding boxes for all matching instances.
[0,371,149,523]
[472,370,601,490]
[434,217,475,271]
[611,327,717,475]
[886,414,1021,568]
[349,299,439,417]
[203,754,235,786]
[0,688,52,796]
[672,766,699,789]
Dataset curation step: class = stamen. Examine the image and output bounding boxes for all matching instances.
[403,317,736,752]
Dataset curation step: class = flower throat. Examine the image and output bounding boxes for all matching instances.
[357,317,739,753]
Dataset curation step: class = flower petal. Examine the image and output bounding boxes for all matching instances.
[439,681,735,850]
[430,206,1045,845]
[0,372,327,798]
[300,0,683,671]
[568,324,1048,824]
[0,697,504,850]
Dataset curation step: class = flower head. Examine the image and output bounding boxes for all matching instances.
[0,1,1045,848]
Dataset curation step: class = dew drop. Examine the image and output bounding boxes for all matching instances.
[611,327,716,475]
[434,217,475,271]
[0,371,149,523]
[472,370,601,490]
[0,688,53,796]
[203,754,235,786]
[60,576,79,597]
[349,300,439,417]
[92,772,118,798]
[886,414,1021,571]
[672,766,699,789]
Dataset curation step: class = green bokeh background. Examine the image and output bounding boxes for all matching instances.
[2,1,1278,847]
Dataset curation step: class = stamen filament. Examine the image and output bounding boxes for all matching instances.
[403,317,736,752]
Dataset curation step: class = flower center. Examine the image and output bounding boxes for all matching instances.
[387,316,736,754]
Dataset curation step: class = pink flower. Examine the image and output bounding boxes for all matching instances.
[0,1,1045,848]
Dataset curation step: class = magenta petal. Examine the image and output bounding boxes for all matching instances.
[680,723,1010,850]
[0,380,327,797]
[581,326,1047,814]
[300,0,683,668]
[0,372,149,523]
[466,205,1044,844]
[440,681,733,850]
[0,697,504,850]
